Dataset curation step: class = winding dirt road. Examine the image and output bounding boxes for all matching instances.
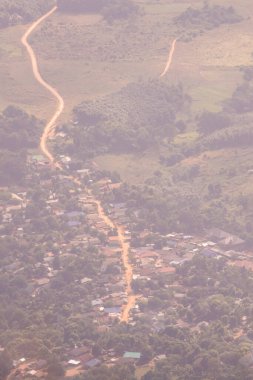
[94,201,136,323]
[21,6,64,166]
[160,38,177,77]
[21,7,135,323]
[21,5,178,325]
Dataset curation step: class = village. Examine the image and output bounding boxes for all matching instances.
[1,152,253,379]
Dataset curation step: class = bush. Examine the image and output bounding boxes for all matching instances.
[57,0,139,21]
[0,0,54,28]
[175,3,242,33]
[197,111,231,135]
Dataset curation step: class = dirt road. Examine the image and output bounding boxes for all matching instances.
[21,6,64,166]
[21,7,135,323]
[117,226,136,322]
[160,38,177,77]
[95,201,136,322]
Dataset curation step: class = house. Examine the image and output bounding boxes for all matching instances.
[79,353,93,365]
[102,248,119,257]
[158,266,176,274]
[207,228,230,240]
[67,221,81,227]
[108,236,121,248]
[27,369,37,376]
[123,352,141,360]
[65,211,84,219]
[219,235,245,250]
[104,307,121,314]
[80,277,92,284]
[202,241,216,247]
[201,248,219,259]
[207,228,245,250]
[35,278,50,286]
[84,358,101,369]
[68,346,90,357]
[68,359,81,366]
[139,251,159,259]
[34,360,47,370]
[77,168,90,176]
[92,299,103,307]
[154,354,166,361]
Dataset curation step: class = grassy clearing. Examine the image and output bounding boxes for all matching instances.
[95,151,167,185]
[0,24,55,119]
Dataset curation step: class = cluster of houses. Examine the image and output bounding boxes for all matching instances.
[1,153,253,378]
[10,348,143,379]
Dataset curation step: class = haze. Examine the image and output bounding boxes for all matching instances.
[1,1,253,380]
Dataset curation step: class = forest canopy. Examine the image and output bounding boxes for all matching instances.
[0,106,42,185]
[0,0,54,28]
[67,80,191,158]
[57,0,139,21]
[175,3,242,36]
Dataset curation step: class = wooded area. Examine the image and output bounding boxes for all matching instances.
[67,80,190,158]
[0,0,54,28]
[0,106,42,184]
[57,0,139,22]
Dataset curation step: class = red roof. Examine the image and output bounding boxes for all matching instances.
[78,354,93,364]
[139,251,159,258]
[158,266,176,273]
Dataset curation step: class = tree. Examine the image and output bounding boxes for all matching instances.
[47,357,65,378]
[0,351,12,380]
[198,111,231,135]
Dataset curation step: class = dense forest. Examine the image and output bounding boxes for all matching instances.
[64,80,190,159]
[57,0,139,22]
[0,106,42,185]
[0,0,54,28]
[175,3,242,41]
[186,71,253,152]
[176,3,242,29]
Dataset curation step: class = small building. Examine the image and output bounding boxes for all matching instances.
[68,359,81,366]
[123,352,141,360]
[219,235,245,250]
[84,358,101,369]
[201,248,219,259]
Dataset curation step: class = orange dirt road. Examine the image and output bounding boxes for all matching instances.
[21,6,64,166]
[95,201,136,323]
[160,38,177,77]
[21,8,135,323]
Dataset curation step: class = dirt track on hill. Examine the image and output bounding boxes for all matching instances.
[21,6,64,166]
[21,7,135,323]
[160,38,177,77]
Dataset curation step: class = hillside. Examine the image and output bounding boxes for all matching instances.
[2,1,253,379]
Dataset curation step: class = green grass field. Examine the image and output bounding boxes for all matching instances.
[0,24,55,119]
